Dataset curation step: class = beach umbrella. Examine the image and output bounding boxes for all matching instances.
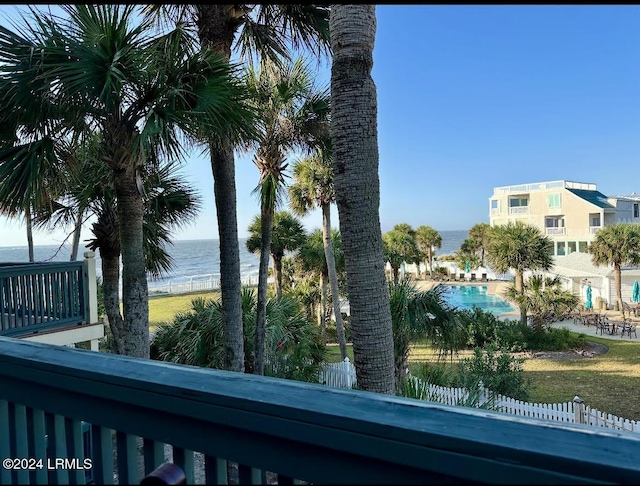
[633,281,640,303]
[465,261,470,273]
[585,285,593,310]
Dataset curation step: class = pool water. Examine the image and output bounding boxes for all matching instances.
[443,285,515,315]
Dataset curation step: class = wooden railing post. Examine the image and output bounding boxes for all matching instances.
[573,396,585,424]
[83,251,98,325]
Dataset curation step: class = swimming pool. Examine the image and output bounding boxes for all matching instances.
[442,285,516,315]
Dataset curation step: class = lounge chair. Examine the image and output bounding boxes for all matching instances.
[470,273,476,281]
[459,273,465,281]
[481,273,488,282]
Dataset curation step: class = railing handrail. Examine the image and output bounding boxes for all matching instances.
[0,261,83,278]
[2,337,640,484]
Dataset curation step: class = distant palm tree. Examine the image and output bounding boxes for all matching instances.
[297,228,345,350]
[486,221,553,325]
[382,229,420,283]
[143,4,330,373]
[246,211,306,299]
[589,223,640,316]
[288,151,349,358]
[468,222,492,266]
[0,5,254,357]
[330,5,396,394]
[246,58,329,376]
[504,274,579,332]
[415,225,442,276]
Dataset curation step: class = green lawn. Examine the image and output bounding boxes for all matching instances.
[326,336,640,421]
[148,290,220,330]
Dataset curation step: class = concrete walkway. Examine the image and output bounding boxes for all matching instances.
[549,317,640,342]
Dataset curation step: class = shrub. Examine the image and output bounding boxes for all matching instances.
[410,361,456,387]
[151,288,326,383]
[456,344,530,400]
[520,326,587,352]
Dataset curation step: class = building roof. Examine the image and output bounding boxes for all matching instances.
[551,252,640,279]
[566,189,616,209]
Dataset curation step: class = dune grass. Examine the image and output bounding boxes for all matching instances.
[326,335,640,421]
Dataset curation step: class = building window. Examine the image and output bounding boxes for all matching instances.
[509,197,528,207]
[545,217,564,227]
[556,241,566,256]
[579,241,588,253]
[634,203,639,218]
[568,242,576,254]
[590,215,601,227]
[548,193,561,208]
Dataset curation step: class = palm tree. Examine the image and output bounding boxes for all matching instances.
[382,229,420,284]
[143,5,330,373]
[589,223,640,316]
[389,278,465,385]
[246,58,329,376]
[0,5,254,357]
[415,225,442,277]
[297,228,346,352]
[455,239,482,275]
[330,5,395,395]
[504,274,579,332]
[486,221,554,325]
[468,222,492,266]
[34,144,201,355]
[246,211,306,300]
[288,152,349,358]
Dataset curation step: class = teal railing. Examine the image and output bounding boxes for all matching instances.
[0,262,86,337]
[2,337,640,484]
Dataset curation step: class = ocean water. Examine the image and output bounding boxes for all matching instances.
[0,229,468,286]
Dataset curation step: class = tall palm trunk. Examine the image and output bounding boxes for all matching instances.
[273,255,283,299]
[330,4,395,395]
[320,272,327,340]
[101,252,125,355]
[515,270,527,325]
[70,208,84,261]
[254,204,275,376]
[614,263,623,316]
[113,168,149,358]
[197,5,245,373]
[322,202,347,359]
[25,204,34,263]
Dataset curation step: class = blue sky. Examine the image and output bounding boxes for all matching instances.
[1,5,640,247]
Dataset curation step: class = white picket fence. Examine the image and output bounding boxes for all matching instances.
[318,358,640,434]
[319,357,357,388]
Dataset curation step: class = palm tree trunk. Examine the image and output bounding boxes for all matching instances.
[101,252,125,355]
[273,255,283,299]
[392,266,399,284]
[195,5,245,374]
[330,4,395,395]
[113,169,149,358]
[320,272,327,339]
[615,263,623,316]
[322,203,347,359]
[515,270,527,325]
[70,208,84,261]
[25,205,34,263]
[254,204,275,376]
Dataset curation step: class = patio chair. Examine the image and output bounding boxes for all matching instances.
[621,322,638,339]
[596,316,611,335]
